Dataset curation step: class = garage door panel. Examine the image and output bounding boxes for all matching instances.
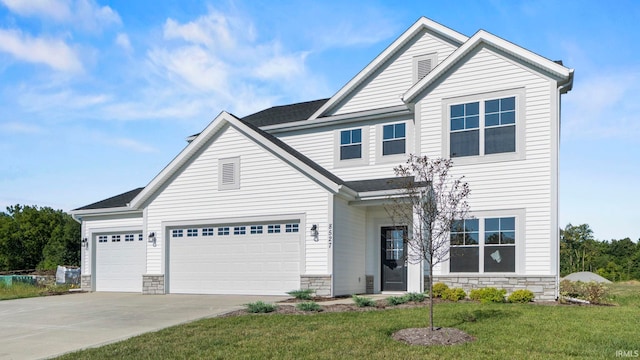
[169,226,301,295]
[96,234,145,292]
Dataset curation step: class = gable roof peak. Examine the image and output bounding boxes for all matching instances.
[308,16,468,121]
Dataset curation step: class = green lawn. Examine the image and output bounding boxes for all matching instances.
[0,282,72,300]
[57,283,640,360]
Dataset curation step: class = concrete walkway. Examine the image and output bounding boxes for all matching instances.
[0,292,286,360]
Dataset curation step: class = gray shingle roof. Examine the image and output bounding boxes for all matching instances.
[344,177,420,192]
[73,187,144,211]
[242,98,329,127]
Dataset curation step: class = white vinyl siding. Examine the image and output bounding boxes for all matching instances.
[419,46,555,275]
[145,125,331,275]
[80,214,143,277]
[330,29,457,116]
[333,197,366,295]
[278,114,414,181]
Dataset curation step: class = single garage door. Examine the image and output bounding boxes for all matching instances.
[169,222,301,295]
[95,232,146,292]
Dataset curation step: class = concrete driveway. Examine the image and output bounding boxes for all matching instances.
[0,292,287,360]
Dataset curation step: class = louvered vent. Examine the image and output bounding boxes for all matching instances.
[218,157,240,190]
[221,162,235,185]
[417,58,432,80]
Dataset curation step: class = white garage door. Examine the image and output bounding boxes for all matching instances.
[95,233,146,292]
[169,223,301,295]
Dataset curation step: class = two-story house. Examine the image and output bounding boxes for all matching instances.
[71,17,573,300]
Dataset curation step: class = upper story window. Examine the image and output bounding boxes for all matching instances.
[449,94,518,158]
[340,129,362,160]
[382,123,406,156]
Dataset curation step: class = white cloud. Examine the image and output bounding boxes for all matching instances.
[115,32,132,52]
[112,137,158,153]
[148,46,229,92]
[0,0,120,31]
[563,70,640,140]
[0,121,44,134]
[0,0,71,21]
[0,28,83,72]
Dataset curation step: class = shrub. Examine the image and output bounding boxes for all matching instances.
[432,282,449,298]
[469,287,506,303]
[287,289,315,300]
[560,280,609,304]
[403,292,426,302]
[246,301,277,313]
[508,289,535,303]
[442,287,466,302]
[386,296,408,306]
[352,295,376,307]
[296,302,322,312]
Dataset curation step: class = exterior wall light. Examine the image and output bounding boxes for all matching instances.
[82,237,88,249]
[148,232,157,247]
[310,224,319,238]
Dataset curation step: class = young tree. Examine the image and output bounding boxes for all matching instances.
[385,155,470,330]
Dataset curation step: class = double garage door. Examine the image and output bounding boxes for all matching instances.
[169,222,301,295]
[95,233,146,292]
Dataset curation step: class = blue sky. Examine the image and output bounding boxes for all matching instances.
[0,1,638,242]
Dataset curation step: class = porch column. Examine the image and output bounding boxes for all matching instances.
[407,211,424,293]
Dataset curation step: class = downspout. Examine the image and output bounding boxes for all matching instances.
[555,69,574,300]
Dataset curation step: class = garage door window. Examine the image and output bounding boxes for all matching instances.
[285,224,299,233]
[202,228,214,236]
[268,225,281,233]
[251,225,263,234]
[125,234,134,242]
[187,228,198,237]
[234,226,246,235]
[138,234,143,241]
[111,235,121,242]
[98,235,108,243]
[218,227,230,235]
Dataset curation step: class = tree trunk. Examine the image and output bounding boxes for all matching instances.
[428,263,434,331]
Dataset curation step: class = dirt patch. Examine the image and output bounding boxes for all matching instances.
[392,327,475,346]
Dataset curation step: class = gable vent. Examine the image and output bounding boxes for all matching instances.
[221,162,235,185]
[417,58,432,80]
[218,157,240,190]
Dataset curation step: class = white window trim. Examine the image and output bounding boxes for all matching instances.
[333,126,369,168]
[444,208,526,275]
[413,53,437,83]
[218,157,240,190]
[375,120,414,164]
[441,88,526,165]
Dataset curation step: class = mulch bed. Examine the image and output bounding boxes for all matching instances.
[393,327,476,346]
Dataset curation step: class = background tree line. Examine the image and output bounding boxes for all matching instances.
[561,223,640,281]
[0,205,80,271]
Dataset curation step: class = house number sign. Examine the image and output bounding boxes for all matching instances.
[328,223,333,248]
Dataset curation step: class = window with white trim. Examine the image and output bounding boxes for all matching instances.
[125,234,134,242]
[218,157,240,190]
[340,128,362,160]
[250,225,263,234]
[285,223,299,233]
[187,228,198,237]
[382,123,406,156]
[218,227,230,236]
[111,235,121,242]
[450,216,516,273]
[98,235,108,243]
[172,229,183,238]
[202,228,214,236]
[448,94,518,158]
[234,226,246,235]
[268,224,280,233]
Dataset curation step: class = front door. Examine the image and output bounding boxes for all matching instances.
[381,226,407,291]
